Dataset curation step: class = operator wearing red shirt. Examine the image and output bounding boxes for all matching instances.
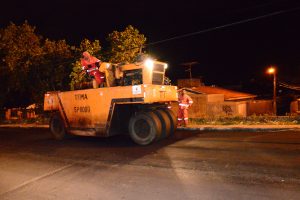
[81,51,105,88]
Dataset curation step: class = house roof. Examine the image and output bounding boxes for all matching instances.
[181,86,257,101]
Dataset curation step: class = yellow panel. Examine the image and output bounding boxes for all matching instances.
[58,86,144,129]
[44,84,178,134]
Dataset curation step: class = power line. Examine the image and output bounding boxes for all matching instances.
[279,81,300,91]
[5,5,300,68]
[113,2,298,53]
[225,0,292,15]
[146,6,300,46]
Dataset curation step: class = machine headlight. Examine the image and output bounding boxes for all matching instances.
[145,59,154,69]
[164,63,168,69]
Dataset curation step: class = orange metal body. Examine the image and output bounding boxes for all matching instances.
[44,84,177,137]
[44,85,178,136]
[44,60,178,137]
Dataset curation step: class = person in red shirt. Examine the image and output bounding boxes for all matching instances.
[81,51,105,88]
[178,89,193,127]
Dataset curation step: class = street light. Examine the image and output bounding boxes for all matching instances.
[266,66,277,115]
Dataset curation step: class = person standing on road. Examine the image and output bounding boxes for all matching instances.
[178,89,193,127]
[81,51,105,88]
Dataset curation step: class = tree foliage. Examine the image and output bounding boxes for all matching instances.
[0,22,73,107]
[107,25,146,63]
[0,22,42,106]
[0,21,42,72]
[29,39,74,102]
[0,22,148,107]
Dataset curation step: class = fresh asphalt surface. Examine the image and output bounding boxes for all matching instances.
[0,127,299,200]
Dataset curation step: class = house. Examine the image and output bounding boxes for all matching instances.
[190,86,257,101]
[173,82,273,118]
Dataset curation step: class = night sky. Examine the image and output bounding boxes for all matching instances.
[1,0,300,87]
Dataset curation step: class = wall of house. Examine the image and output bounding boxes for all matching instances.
[205,101,247,117]
[171,92,274,119]
[171,93,248,118]
[171,93,208,118]
[290,100,299,114]
[247,100,273,115]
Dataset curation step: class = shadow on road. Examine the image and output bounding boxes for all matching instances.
[0,127,202,199]
[0,127,201,161]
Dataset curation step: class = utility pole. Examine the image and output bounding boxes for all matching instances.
[180,61,199,87]
[267,66,277,115]
[273,70,277,115]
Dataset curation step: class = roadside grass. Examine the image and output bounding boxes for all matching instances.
[190,115,300,125]
[1,115,300,126]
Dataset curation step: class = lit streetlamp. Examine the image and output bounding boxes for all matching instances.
[266,66,277,115]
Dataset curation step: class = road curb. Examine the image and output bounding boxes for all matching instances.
[177,126,300,132]
[1,124,300,132]
[0,124,49,128]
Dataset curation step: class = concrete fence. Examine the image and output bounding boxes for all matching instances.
[247,100,273,115]
[290,100,300,115]
[171,95,274,118]
[4,108,38,120]
[0,104,45,121]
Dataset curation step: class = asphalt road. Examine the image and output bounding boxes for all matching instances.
[0,128,299,200]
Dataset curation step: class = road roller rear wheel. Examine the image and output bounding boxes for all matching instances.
[153,109,172,139]
[128,112,162,145]
[161,108,177,135]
